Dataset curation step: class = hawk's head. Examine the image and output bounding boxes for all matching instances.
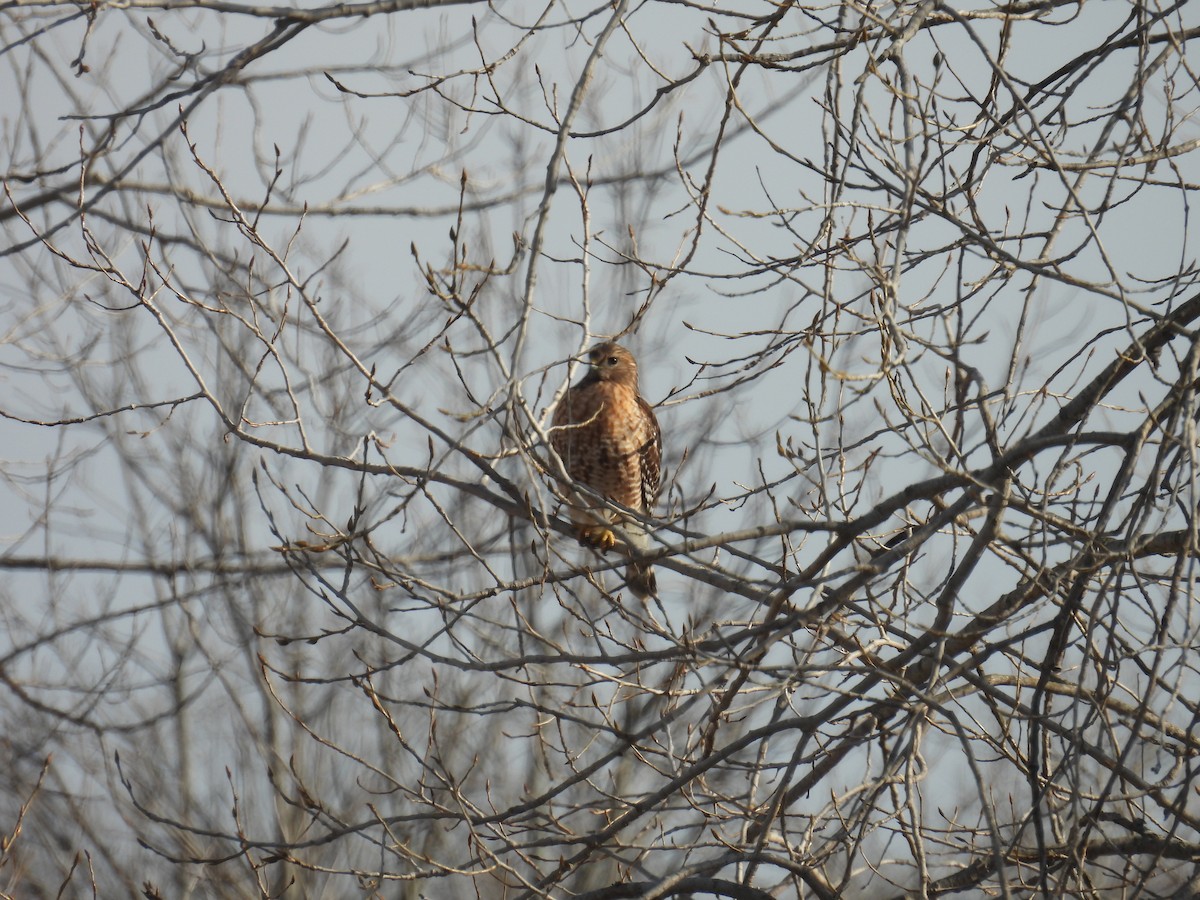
[586,341,639,386]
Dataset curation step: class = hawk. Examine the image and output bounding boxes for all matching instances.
[551,341,662,598]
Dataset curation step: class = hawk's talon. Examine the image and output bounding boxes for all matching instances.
[578,525,617,551]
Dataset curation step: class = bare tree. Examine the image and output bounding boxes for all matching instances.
[3,1,1200,897]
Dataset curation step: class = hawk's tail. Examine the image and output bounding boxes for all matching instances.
[626,562,657,599]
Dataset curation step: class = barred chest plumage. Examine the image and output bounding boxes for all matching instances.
[552,380,658,512]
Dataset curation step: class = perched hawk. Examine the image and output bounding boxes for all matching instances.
[551,341,662,598]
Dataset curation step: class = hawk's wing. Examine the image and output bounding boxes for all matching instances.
[636,396,662,512]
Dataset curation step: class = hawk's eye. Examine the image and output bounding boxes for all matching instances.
[607,356,619,366]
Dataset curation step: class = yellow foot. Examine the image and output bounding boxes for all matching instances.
[578,525,617,551]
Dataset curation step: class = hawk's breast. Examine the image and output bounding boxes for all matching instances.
[552,381,658,512]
